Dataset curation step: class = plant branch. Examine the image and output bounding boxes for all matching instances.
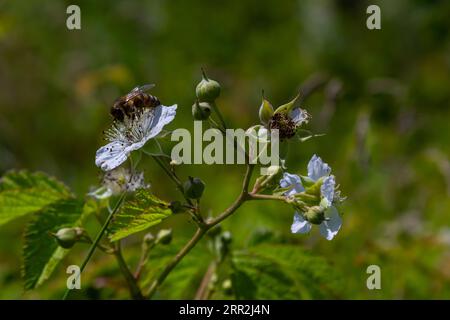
[145,164,255,299]
[62,192,127,300]
[195,261,217,300]
[145,227,207,298]
[146,152,205,223]
[114,241,144,300]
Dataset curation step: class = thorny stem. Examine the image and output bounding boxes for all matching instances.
[114,241,144,300]
[62,192,127,300]
[145,164,255,299]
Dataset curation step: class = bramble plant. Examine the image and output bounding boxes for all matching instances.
[0,71,345,300]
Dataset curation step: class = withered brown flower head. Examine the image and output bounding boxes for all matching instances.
[269,112,297,140]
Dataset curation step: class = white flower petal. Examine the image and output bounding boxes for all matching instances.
[95,141,130,172]
[307,154,331,181]
[291,212,312,234]
[321,175,335,205]
[95,104,177,171]
[319,206,342,240]
[279,172,304,196]
[141,104,177,143]
[290,108,309,126]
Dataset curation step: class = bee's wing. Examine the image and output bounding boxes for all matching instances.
[138,84,156,92]
[126,84,156,100]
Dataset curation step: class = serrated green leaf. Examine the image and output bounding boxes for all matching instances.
[141,239,212,299]
[0,171,72,226]
[108,190,172,241]
[231,244,342,299]
[22,199,92,290]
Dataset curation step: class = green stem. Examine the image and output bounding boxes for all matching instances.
[114,241,144,300]
[145,164,254,299]
[211,102,227,130]
[147,152,205,225]
[146,227,207,298]
[62,192,126,300]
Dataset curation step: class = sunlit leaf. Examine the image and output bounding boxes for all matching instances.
[0,171,72,226]
[22,199,92,290]
[108,190,172,241]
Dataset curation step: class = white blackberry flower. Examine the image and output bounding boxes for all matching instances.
[95,105,177,171]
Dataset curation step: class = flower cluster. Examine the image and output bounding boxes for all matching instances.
[279,155,344,240]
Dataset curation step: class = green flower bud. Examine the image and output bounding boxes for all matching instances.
[222,279,233,294]
[52,227,86,249]
[143,232,155,245]
[196,69,221,102]
[304,206,325,225]
[259,95,274,125]
[192,100,212,121]
[156,229,173,245]
[220,231,232,244]
[169,200,183,214]
[183,176,205,199]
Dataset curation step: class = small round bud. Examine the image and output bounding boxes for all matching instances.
[192,100,212,121]
[53,228,78,249]
[156,229,173,245]
[222,279,233,294]
[220,231,232,244]
[304,206,325,225]
[143,232,155,245]
[169,201,183,214]
[196,69,221,102]
[170,159,181,166]
[183,176,205,199]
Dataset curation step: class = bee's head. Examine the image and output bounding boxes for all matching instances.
[110,103,124,122]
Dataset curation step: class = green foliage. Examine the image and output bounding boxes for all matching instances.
[108,190,172,241]
[142,239,212,299]
[231,244,342,299]
[0,171,72,226]
[22,199,91,290]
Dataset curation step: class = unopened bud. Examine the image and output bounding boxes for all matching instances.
[143,232,155,245]
[304,206,325,225]
[192,100,212,121]
[52,227,88,249]
[183,176,205,199]
[196,69,221,102]
[169,201,183,214]
[156,229,173,245]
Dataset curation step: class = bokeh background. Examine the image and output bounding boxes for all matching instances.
[0,0,449,299]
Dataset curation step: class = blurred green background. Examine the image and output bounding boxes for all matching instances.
[1,0,449,299]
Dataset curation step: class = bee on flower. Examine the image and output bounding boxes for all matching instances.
[95,85,177,171]
[279,154,344,240]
